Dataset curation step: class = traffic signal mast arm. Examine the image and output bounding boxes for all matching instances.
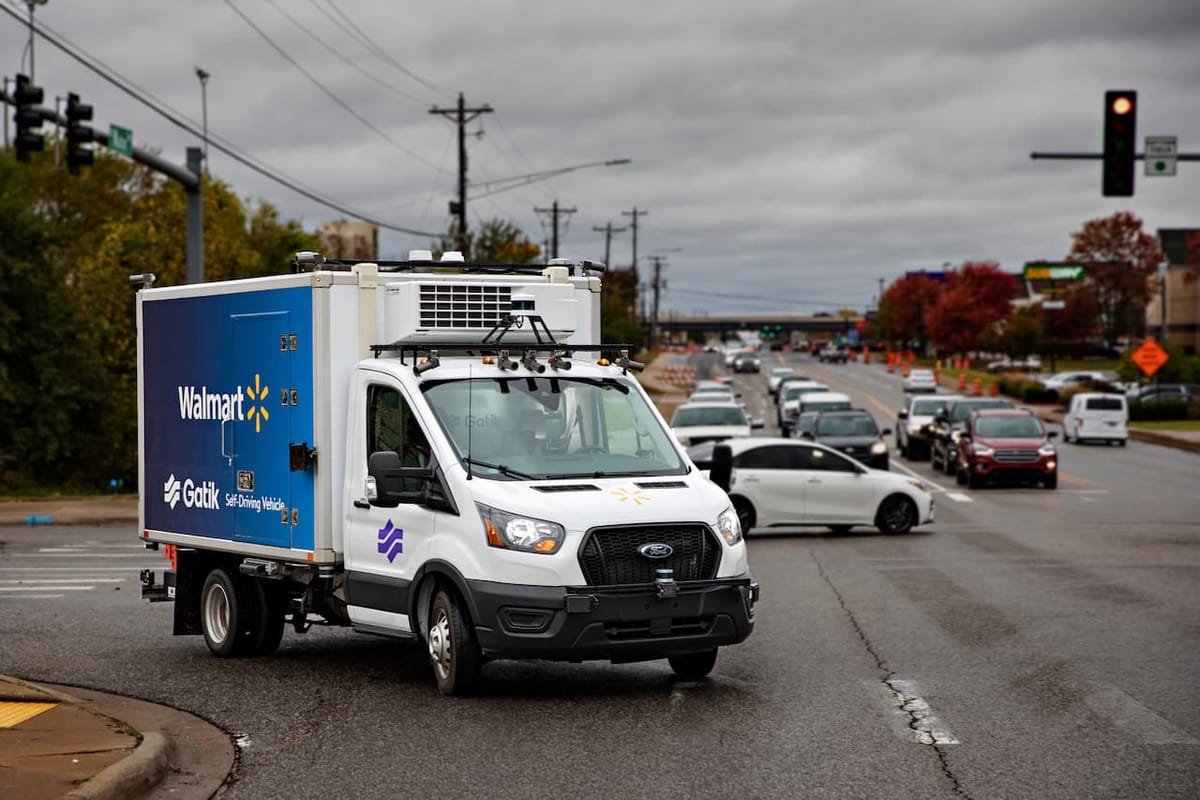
[1030,152,1199,160]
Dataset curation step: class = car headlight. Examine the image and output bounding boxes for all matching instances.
[906,479,930,493]
[717,505,742,545]
[478,504,564,554]
[971,443,994,456]
[1038,444,1057,456]
[870,441,888,455]
[908,424,923,435]
[950,430,964,443]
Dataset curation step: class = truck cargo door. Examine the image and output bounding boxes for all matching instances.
[229,311,294,548]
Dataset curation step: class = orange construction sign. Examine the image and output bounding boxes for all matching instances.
[1131,338,1169,376]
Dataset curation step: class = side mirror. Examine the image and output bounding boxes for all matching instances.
[709,443,733,492]
[801,432,814,440]
[880,427,892,437]
[368,450,455,512]
[1047,430,1059,439]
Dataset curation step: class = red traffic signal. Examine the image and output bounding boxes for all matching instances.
[1102,90,1136,197]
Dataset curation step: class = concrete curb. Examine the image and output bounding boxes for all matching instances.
[64,731,172,800]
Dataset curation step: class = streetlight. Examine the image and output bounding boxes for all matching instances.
[25,0,49,82]
[194,66,210,174]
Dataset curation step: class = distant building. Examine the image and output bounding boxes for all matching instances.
[1146,228,1199,354]
[319,220,378,260]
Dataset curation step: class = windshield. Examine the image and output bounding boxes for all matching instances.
[951,400,1009,422]
[784,385,825,401]
[911,399,943,415]
[802,400,851,412]
[422,376,685,481]
[975,415,1044,438]
[673,405,749,427]
[815,414,878,437]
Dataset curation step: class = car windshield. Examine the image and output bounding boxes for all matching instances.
[673,406,749,427]
[803,400,851,412]
[815,415,878,436]
[422,376,685,481]
[975,415,1044,438]
[951,400,1010,422]
[910,398,944,415]
[771,368,794,377]
[794,413,819,434]
[784,385,825,400]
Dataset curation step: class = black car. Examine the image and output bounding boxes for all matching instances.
[800,409,891,469]
[928,397,1015,475]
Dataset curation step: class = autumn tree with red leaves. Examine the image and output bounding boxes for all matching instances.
[875,272,942,349]
[1067,211,1163,346]
[926,261,1018,356]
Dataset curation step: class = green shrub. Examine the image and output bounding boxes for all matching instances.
[1129,399,1190,422]
[1020,382,1055,404]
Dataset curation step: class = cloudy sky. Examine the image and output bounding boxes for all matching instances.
[4,0,1198,315]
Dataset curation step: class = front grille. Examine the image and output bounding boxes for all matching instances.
[418,283,511,329]
[578,524,720,586]
[994,449,1039,462]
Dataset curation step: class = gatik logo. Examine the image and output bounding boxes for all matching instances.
[163,473,220,511]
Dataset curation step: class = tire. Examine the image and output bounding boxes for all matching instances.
[1117,439,1126,447]
[246,579,287,657]
[733,497,756,533]
[428,588,482,696]
[669,648,719,679]
[201,567,257,658]
[943,450,956,476]
[967,471,983,489]
[827,525,853,534]
[875,495,916,534]
[955,467,966,485]
[930,446,941,471]
[1044,475,1058,490]
[897,437,908,459]
[1062,430,1071,443]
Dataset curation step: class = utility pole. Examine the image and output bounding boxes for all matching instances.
[621,206,648,276]
[592,221,626,268]
[429,92,493,254]
[647,254,668,350]
[534,199,577,260]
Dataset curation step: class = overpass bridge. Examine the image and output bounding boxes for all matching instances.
[656,313,866,343]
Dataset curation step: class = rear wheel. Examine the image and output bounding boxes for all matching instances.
[668,648,718,679]
[246,579,287,657]
[201,567,256,657]
[876,495,916,534]
[428,588,482,696]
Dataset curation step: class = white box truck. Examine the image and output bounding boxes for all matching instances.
[137,251,757,694]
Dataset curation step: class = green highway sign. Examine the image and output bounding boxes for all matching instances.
[108,124,133,157]
[1023,263,1084,281]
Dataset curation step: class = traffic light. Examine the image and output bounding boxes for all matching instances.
[13,73,45,162]
[1102,90,1136,197]
[65,92,95,175]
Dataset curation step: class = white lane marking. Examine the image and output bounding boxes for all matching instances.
[887,459,970,500]
[14,554,160,558]
[37,544,146,552]
[0,578,122,584]
[888,679,960,745]
[945,492,973,503]
[1084,682,1200,745]
[2,594,66,599]
[0,586,95,592]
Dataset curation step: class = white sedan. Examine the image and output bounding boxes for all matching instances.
[691,437,934,535]
[670,402,752,447]
[902,368,938,393]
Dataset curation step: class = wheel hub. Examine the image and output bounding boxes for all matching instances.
[429,608,452,680]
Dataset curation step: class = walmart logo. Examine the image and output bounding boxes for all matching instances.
[176,372,271,434]
[245,373,270,434]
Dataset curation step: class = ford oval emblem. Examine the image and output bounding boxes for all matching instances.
[638,543,674,559]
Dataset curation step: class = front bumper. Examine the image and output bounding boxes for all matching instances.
[467,574,758,663]
[970,457,1056,481]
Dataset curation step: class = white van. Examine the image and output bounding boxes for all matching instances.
[1063,392,1128,446]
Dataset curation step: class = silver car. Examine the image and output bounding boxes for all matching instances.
[895,394,958,460]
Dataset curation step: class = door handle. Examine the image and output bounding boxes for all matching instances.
[353,499,371,510]
[744,476,760,482]
[807,478,822,484]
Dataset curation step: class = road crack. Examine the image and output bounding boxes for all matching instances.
[811,547,972,800]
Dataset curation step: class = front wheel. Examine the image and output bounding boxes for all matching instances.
[669,649,718,679]
[733,497,756,534]
[876,495,916,534]
[1044,475,1058,489]
[428,588,482,696]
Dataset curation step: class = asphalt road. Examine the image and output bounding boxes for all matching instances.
[1,351,1197,799]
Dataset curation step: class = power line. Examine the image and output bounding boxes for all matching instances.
[0,4,440,236]
[320,0,446,95]
[224,0,442,173]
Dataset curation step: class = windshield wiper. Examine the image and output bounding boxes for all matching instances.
[461,457,535,480]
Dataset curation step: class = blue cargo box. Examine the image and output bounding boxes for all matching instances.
[139,281,318,556]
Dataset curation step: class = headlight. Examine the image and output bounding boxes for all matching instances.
[477,504,564,554]
[972,444,994,456]
[870,441,888,455]
[906,479,930,493]
[950,430,964,443]
[908,424,923,435]
[717,505,742,545]
[1038,444,1056,456]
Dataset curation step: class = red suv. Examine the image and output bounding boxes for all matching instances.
[954,409,1058,489]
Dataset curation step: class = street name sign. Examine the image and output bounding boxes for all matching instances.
[1042,300,1066,310]
[1023,263,1085,281]
[1131,338,1169,377]
[108,124,133,157]
[1144,135,1177,177]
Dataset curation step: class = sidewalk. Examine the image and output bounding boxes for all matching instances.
[0,675,231,799]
